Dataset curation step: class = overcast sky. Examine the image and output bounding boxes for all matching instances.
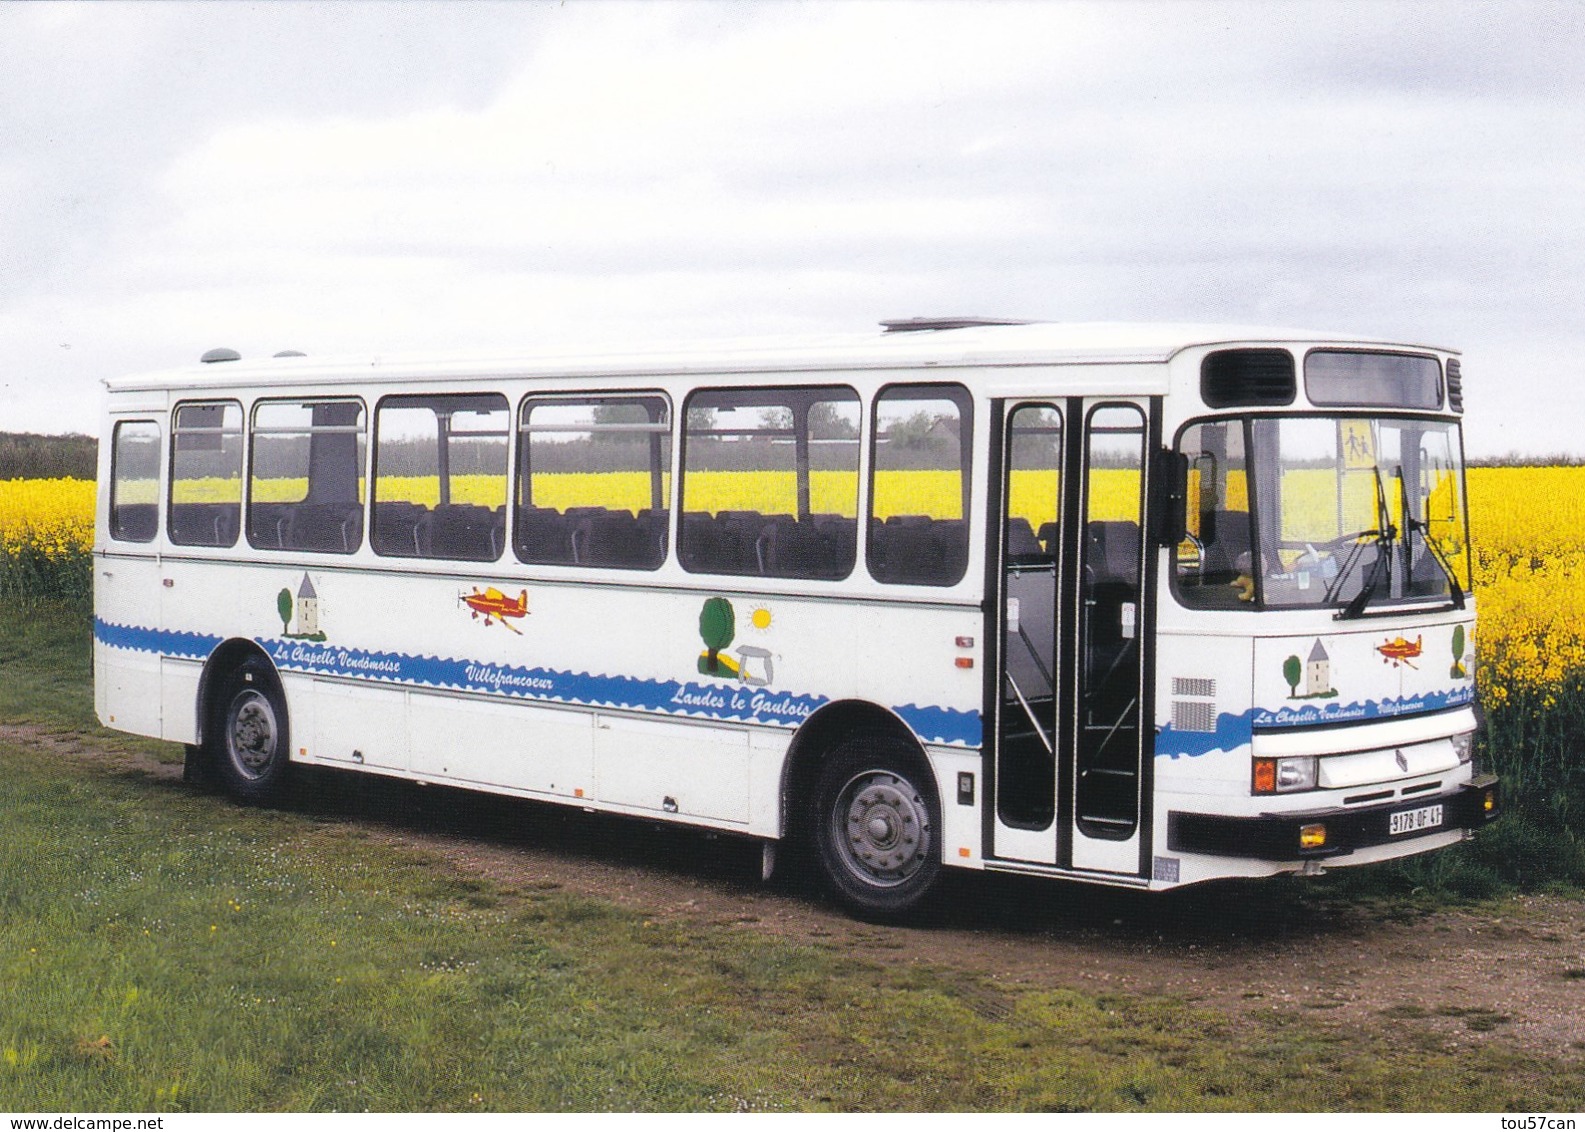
[3,0,1581,457]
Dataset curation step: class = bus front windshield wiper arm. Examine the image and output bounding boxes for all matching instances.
[1332,468,1396,620]
[1406,515,1467,609]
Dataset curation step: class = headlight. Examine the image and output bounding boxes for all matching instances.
[1450,731,1475,765]
[1252,756,1318,794]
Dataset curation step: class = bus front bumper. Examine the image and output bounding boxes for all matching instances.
[1167,774,1501,862]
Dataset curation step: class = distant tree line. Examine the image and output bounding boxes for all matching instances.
[0,432,97,480]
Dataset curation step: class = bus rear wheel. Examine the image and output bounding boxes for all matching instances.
[812,739,941,919]
[209,662,292,805]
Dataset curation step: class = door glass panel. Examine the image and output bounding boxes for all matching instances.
[1076,404,1145,840]
[998,405,1061,828]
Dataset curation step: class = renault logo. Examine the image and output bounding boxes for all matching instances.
[1395,749,1409,773]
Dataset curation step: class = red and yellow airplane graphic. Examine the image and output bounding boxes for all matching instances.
[461,587,529,634]
[1377,634,1422,667]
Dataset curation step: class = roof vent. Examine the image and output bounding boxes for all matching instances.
[273,350,307,358]
[1201,349,1295,408]
[880,316,1032,333]
[200,347,241,364]
[1445,357,1463,413]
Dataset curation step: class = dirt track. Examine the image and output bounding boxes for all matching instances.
[14,721,1585,1059]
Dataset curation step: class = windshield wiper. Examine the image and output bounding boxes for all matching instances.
[1405,515,1467,609]
[1332,467,1396,620]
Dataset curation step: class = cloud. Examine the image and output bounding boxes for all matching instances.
[2,1,1583,455]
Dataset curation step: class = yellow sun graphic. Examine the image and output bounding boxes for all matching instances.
[749,605,774,633]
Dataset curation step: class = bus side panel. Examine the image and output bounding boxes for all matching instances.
[927,746,986,868]
[596,714,750,821]
[409,693,595,799]
[154,558,983,837]
[313,679,409,770]
[95,557,166,741]
[159,656,204,745]
[1150,631,1264,884]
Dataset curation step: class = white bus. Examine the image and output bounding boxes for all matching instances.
[95,319,1500,916]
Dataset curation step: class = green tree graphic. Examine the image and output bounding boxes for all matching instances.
[698,597,735,675]
[1451,624,1467,678]
[1283,654,1302,697]
[277,588,293,635]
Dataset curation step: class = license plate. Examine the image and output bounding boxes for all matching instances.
[1389,804,1444,836]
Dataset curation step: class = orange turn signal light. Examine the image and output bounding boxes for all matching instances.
[1252,758,1277,794]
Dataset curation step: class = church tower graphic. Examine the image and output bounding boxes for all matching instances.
[295,573,319,637]
[1305,638,1332,697]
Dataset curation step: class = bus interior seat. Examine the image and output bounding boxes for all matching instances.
[169,502,239,547]
[111,503,159,543]
[373,501,429,556]
[428,503,501,561]
[870,515,968,585]
[515,505,576,564]
[285,502,364,553]
[1198,509,1251,584]
[1005,516,1047,563]
[573,507,666,569]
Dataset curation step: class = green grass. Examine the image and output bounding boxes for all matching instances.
[0,600,99,732]
[4,599,1585,1110]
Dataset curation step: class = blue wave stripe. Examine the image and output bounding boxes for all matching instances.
[1160,687,1477,759]
[1252,687,1474,729]
[1157,710,1255,760]
[93,618,982,747]
[94,618,222,660]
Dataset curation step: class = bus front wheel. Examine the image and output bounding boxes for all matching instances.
[812,739,941,919]
[209,663,292,805]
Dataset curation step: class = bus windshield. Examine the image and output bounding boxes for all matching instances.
[1176,415,1471,613]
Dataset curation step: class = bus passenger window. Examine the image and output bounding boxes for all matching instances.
[109,420,161,543]
[372,394,509,562]
[868,384,972,586]
[248,400,367,554]
[168,402,242,547]
[1175,420,1254,608]
[678,386,859,580]
[515,395,671,571]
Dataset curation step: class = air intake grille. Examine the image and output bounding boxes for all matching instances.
[1173,677,1216,697]
[1201,349,1296,408]
[1446,357,1463,413]
[1172,700,1217,733]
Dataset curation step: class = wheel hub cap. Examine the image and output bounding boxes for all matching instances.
[230,695,276,776]
[839,772,929,885]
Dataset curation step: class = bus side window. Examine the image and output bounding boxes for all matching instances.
[515,395,672,571]
[1175,420,1254,607]
[109,420,161,543]
[169,402,243,548]
[372,393,509,562]
[248,400,367,554]
[677,386,860,581]
[868,384,972,586]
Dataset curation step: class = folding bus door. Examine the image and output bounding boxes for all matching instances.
[991,398,1154,875]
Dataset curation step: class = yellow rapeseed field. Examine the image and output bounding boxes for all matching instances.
[1466,466,1585,708]
[0,478,95,560]
[4,468,1583,706]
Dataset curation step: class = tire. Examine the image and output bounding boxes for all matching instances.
[811,737,942,919]
[209,661,293,805]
